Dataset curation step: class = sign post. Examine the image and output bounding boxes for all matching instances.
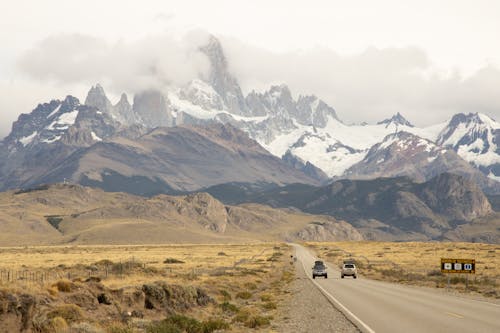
[441,258,475,291]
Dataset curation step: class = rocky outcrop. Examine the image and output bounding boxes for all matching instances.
[293,220,363,241]
[418,173,493,221]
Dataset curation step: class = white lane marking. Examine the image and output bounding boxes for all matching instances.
[298,251,376,333]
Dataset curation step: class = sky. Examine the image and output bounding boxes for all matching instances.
[1,0,500,138]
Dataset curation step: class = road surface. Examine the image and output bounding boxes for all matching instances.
[293,244,499,333]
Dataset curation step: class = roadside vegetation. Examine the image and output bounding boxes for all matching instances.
[307,241,499,298]
[0,243,294,332]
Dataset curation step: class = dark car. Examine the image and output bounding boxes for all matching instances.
[312,260,328,279]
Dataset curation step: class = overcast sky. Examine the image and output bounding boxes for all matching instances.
[1,0,500,138]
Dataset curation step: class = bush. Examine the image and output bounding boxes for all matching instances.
[47,304,84,323]
[262,302,277,310]
[164,258,185,264]
[234,310,250,323]
[220,301,239,314]
[219,289,231,300]
[52,279,74,292]
[244,282,257,290]
[244,315,271,328]
[427,270,442,277]
[147,315,228,333]
[49,317,68,333]
[236,291,252,300]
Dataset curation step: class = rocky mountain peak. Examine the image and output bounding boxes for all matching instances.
[296,94,340,127]
[61,95,81,110]
[132,90,172,127]
[84,84,112,113]
[199,35,248,116]
[117,93,130,106]
[378,112,414,128]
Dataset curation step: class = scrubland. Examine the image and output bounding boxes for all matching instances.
[0,243,294,332]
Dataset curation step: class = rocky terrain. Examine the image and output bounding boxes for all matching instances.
[202,173,498,242]
[0,183,361,246]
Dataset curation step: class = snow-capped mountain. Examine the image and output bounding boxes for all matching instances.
[2,35,500,194]
[377,112,414,128]
[343,131,500,193]
[436,112,500,181]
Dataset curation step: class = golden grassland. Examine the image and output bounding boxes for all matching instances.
[0,243,295,332]
[307,241,499,298]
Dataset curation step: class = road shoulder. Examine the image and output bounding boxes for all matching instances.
[273,260,359,333]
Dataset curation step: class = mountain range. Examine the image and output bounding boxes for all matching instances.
[2,35,500,196]
[200,173,499,243]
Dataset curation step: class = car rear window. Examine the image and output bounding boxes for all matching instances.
[344,264,355,268]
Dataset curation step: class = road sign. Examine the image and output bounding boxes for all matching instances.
[441,258,475,274]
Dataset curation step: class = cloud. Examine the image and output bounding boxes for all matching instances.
[220,37,500,125]
[11,29,500,136]
[17,31,211,94]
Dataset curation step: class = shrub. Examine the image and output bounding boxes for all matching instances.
[236,291,252,300]
[49,317,68,333]
[147,315,228,333]
[244,315,271,328]
[260,294,272,302]
[234,310,250,323]
[52,280,74,292]
[219,289,231,300]
[164,258,185,264]
[220,301,239,314]
[244,282,257,290]
[262,302,277,310]
[427,270,442,277]
[47,304,84,323]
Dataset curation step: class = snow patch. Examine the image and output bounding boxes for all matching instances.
[47,104,61,118]
[46,110,79,130]
[91,131,102,141]
[42,135,61,143]
[19,131,37,146]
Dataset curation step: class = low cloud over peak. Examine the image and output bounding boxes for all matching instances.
[4,30,500,140]
[17,31,211,94]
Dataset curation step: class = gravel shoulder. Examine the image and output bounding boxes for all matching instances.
[273,261,360,333]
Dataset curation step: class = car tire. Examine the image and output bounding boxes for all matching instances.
[313,275,316,279]
[353,275,357,279]
[325,275,328,279]
[341,275,344,278]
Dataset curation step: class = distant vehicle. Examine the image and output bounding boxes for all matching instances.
[312,260,328,279]
[341,263,357,279]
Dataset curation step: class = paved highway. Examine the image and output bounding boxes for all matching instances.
[293,244,500,333]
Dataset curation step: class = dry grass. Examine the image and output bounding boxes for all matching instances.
[0,243,294,332]
[307,241,499,298]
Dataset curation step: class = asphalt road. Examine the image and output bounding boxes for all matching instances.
[293,244,500,333]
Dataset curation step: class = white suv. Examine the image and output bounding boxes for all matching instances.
[341,263,357,279]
